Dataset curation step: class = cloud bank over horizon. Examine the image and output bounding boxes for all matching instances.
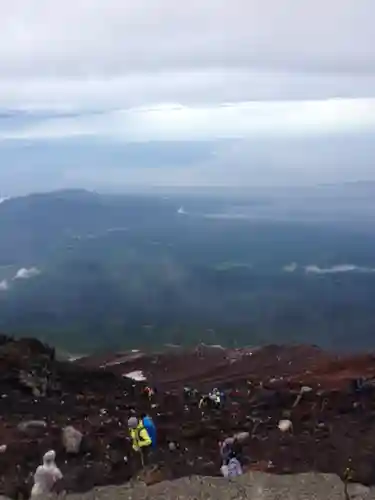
[0,0,374,194]
[283,263,375,274]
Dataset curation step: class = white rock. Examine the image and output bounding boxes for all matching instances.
[234,431,250,442]
[278,419,293,432]
[62,426,83,454]
[17,420,47,432]
[123,370,147,381]
[0,444,6,453]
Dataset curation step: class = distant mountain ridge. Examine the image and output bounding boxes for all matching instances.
[1,188,375,352]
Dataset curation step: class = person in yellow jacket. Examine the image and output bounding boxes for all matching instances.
[128,416,152,452]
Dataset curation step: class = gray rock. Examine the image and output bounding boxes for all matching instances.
[62,425,83,454]
[347,483,372,499]
[17,420,47,432]
[301,386,313,393]
[63,471,375,499]
[234,431,249,442]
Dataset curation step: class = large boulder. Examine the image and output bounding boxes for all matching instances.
[62,426,83,454]
[234,431,250,443]
[17,420,47,432]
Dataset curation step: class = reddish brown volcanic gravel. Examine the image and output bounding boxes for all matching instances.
[2,335,375,498]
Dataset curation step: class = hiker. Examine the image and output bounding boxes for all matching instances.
[351,377,365,393]
[144,386,155,400]
[220,437,235,465]
[221,449,243,478]
[141,413,157,447]
[209,388,224,408]
[184,386,199,400]
[183,386,194,400]
[227,451,243,477]
[220,436,243,465]
[199,394,207,409]
[30,450,63,498]
[128,416,152,461]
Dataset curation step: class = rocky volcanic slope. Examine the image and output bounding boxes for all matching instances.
[2,336,375,499]
[65,472,375,500]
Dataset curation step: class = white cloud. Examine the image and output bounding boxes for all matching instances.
[1,72,375,114]
[0,0,374,114]
[1,0,375,193]
[0,280,9,291]
[283,263,298,273]
[0,0,374,77]
[13,267,41,280]
[1,98,374,143]
[305,265,375,274]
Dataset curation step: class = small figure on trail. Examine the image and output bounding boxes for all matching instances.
[183,386,198,400]
[246,379,253,396]
[201,388,224,409]
[128,416,152,453]
[220,435,243,464]
[343,458,353,500]
[220,437,235,465]
[209,388,222,405]
[141,413,157,448]
[227,451,243,477]
[351,377,365,394]
[30,450,63,498]
[183,386,192,398]
[144,386,155,401]
[199,388,224,409]
[221,451,243,478]
[199,394,207,409]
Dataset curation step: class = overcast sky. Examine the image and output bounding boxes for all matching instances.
[0,0,374,194]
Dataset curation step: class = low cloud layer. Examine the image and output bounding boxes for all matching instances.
[0,280,9,292]
[1,1,374,79]
[0,267,42,293]
[0,0,374,193]
[283,263,375,274]
[1,0,374,111]
[305,264,375,274]
[13,267,41,280]
[1,99,374,143]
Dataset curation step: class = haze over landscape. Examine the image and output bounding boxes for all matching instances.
[0,1,374,354]
[3,3,375,499]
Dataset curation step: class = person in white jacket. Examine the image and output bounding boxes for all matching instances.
[30,450,63,498]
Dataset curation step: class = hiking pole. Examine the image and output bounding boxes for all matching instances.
[139,447,145,468]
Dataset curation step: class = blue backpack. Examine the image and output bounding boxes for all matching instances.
[142,416,156,447]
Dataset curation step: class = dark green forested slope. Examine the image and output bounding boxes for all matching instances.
[1,188,375,353]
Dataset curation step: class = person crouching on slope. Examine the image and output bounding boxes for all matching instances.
[128,416,152,465]
[30,450,63,498]
[221,451,243,478]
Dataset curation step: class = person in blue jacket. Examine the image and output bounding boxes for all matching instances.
[141,413,157,448]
